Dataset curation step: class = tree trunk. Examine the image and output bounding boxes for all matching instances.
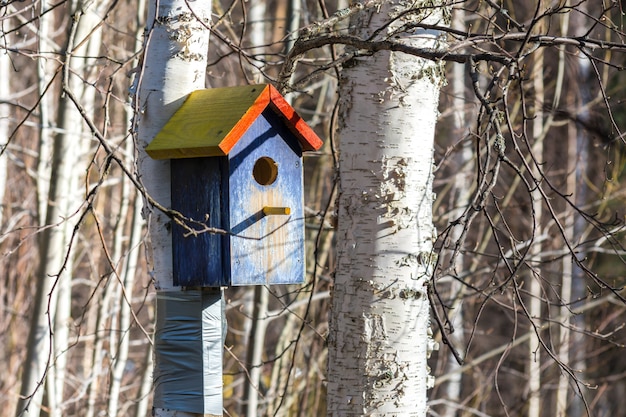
[568,5,592,416]
[327,2,446,415]
[528,48,545,417]
[0,31,9,227]
[243,286,269,416]
[133,0,217,416]
[16,1,95,414]
[442,7,471,416]
[35,0,55,228]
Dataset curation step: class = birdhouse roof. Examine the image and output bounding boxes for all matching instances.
[145,84,324,159]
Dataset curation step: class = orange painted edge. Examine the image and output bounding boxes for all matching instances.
[266,85,324,151]
[218,84,323,154]
[218,85,271,154]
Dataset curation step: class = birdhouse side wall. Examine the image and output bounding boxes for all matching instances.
[227,110,306,285]
[171,157,231,287]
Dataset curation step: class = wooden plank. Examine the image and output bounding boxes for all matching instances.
[146,85,267,159]
[171,157,230,287]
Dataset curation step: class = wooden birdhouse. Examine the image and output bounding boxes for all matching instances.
[146,84,323,287]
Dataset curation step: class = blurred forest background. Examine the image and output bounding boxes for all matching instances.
[1,0,625,416]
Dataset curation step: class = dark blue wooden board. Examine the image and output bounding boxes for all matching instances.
[171,157,230,286]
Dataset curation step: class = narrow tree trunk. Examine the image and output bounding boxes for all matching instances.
[568,6,592,416]
[247,0,266,84]
[107,145,146,417]
[16,2,94,414]
[243,286,269,416]
[442,7,470,416]
[528,48,545,417]
[107,0,147,412]
[554,8,571,416]
[0,33,9,227]
[49,4,107,415]
[36,0,55,227]
[557,116,577,417]
[327,2,446,415]
[134,340,154,417]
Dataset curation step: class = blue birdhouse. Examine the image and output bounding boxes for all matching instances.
[146,84,323,287]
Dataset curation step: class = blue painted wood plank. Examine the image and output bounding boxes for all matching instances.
[171,157,230,286]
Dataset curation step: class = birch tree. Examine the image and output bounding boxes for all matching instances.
[133,0,215,416]
[0,27,9,227]
[327,2,446,414]
[15,0,103,414]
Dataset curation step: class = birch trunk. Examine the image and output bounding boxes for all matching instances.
[107,0,147,413]
[247,0,266,84]
[557,116,577,417]
[50,4,108,415]
[528,49,545,417]
[135,0,211,292]
[442,7,470,416]
[107,192,145,416]
[243,286,269,416]
[36,0,55,227]
[552,6,571,412]
[0,36,9,227]
[568,6,592,416]
[327,2,446,415]
[16,1,95,414]
[134,0,213,415]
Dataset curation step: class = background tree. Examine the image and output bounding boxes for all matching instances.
[326,1,445,415]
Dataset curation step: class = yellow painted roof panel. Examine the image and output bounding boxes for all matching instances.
[146,85,266,159]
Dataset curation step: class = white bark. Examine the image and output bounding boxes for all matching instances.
[134,0,214,415]
[328,2,446,415]
[0,33,9,226]
[16,1,96,413]
[108,0,147,412]
[135,0,211,292]
[557,120,576,417]
[528,49,545,417]
[247,0,266,83]
[108,146,146,417]
[286,0,302,54]
[49,4,107,415]
[568,6,592,416]
[442,7,470,416]
[244,286,269,417]
[553,19,572,414]
[134,341,154,417]
[36,0,54,227]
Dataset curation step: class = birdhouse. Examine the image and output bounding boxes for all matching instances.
[146,84,323,287]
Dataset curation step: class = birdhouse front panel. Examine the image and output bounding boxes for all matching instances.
[227,109,305,285]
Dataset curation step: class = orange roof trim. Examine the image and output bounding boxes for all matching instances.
[146,84,324,160]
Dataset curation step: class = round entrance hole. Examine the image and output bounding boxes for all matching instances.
[253,156,278,186]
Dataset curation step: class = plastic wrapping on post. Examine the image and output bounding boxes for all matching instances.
[154,289,223,415]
